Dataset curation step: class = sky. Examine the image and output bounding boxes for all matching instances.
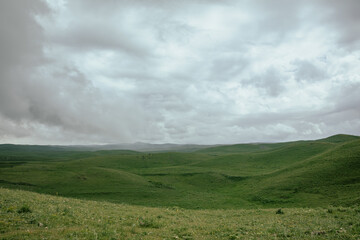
[0,0,360,145]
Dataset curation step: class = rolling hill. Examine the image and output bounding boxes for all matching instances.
[0,134,359,209]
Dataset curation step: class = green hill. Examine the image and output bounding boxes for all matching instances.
[0,134,359,209]
[318,134,360,143]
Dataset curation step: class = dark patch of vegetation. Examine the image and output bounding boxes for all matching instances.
[0,179,36,186]
[149,181,174,189]
[222,174,247,181]
[0,161,26,168]
[276,208,284,214]
[17,205,31,213]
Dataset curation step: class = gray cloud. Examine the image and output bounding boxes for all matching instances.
[0,1,153,144]
[317,0,360,49]
[293,59,327,82]
[0,0,47,120]
[244,68,286,97]
[0,0,359,144]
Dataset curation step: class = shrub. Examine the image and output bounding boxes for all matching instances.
[17,205,31,213]
[276,208,284,214]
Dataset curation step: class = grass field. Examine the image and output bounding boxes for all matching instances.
[1,134,359,209]
[0,134,360,238]
[1,188,360,239]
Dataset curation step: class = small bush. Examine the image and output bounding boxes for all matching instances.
[17,205,31,214]
[28,218,37,224]
[228,234,237,240]
[276,208,284,214]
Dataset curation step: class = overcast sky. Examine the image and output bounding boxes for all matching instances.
[0,0,359,145]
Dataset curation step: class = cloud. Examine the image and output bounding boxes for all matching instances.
[0,1,152,144]
[293,59,328,82]
[316,0,360,49]
[0,0,47,120]
[243,68,287,97]
[0,0,359,144]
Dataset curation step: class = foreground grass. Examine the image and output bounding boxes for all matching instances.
[1,188,360,239]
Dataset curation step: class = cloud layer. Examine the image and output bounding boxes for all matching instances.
[0,0,359,144]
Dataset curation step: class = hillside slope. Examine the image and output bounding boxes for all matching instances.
[1,188,359,239]
[239,139,360,207]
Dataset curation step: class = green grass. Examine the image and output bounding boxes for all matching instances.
[0,134,359,209]
[0,134,360,238]
[1,188,360,239]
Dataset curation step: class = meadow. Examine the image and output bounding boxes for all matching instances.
[0,134,360,239]
[1,188,360,239]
